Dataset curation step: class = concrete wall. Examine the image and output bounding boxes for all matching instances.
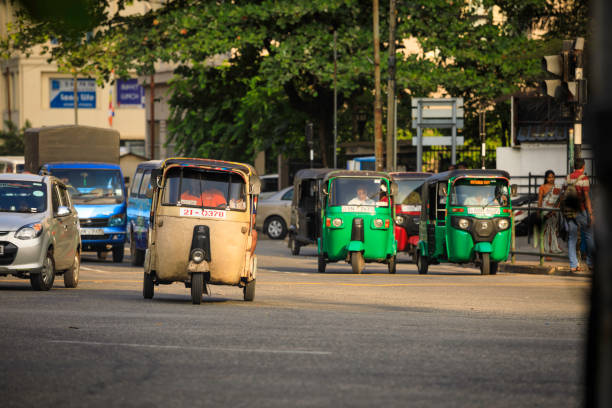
[496,144,568,177]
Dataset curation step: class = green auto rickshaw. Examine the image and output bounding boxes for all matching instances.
[417,169,512,275]
[318,170,398,274]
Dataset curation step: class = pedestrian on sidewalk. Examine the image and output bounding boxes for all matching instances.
[562,158,595,272]
[536,170,563,259]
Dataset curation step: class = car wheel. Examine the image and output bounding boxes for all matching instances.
[191,272,204,305]
[388,255,397,274]
[143,271,154,299]
[112,245,124,263]
[266,216,287,240]
[63,250,80,288]
[130,234,145,266]
[351,252,364,274]
[480,253,491,275]
[243,279,256,301]
[417,252,429,275]
[31,250,55,291]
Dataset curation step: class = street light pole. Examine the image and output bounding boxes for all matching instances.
[386,0,397,171]
[373,0,383,171]
[333,30,338,169]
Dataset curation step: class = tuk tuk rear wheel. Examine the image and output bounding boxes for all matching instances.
[244,279,256,301]
[191,272,204,304]
[351,252,364,274]
[318,255,326,273]
[290,237,301,256]
[480,253,491,275]
[388,255,396,274]
[417,252,429,275]
[143,272,154,299]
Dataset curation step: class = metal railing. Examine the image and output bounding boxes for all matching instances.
[510,205,566,266]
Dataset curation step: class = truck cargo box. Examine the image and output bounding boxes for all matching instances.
[24,125,120,173]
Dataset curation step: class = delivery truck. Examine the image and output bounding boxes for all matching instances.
[25,125,127,262]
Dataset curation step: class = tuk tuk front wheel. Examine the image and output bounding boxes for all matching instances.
[351,252,364,274]
[490,261,498,275]
[143,272,154,299]
[318,255,326,273]
[290,237,301,256]
[388,255,396,274]
[480,253,491,275]
[191,272,204,304]
[244,279,256,301]
[417,252,429,275]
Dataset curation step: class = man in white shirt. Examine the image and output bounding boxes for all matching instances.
[348,187,375,205]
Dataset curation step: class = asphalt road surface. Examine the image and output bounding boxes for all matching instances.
[0,239,589,407]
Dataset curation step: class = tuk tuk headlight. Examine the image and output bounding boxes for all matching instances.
[458,218,470,230]
[395,216,404,225]
[497,218,510,230]
[374,218,384,228]
[332,218,343,228]
[190,248,206,264]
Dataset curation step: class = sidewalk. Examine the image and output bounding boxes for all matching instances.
[500,235,592,277]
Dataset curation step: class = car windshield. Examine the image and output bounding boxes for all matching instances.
[451,179,510,207]
[50,169,124,204]
[0,181,47,213]
[396,179,426,206]
[329,177,389,207]
[162,167,246,211]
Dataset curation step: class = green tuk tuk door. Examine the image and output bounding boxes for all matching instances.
[318,174,397,274]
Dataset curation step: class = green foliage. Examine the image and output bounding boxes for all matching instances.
[0,120,30,155]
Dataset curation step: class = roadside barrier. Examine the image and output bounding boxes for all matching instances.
[510,206,566,266]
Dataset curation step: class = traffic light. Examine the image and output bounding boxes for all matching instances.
[541,38,587,104]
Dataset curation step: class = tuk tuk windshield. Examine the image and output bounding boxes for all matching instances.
[329,178,389,207]
[396,179,426,206]
[162,167,246,211]
[451,179,510,207]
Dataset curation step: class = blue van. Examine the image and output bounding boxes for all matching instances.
[127,160,162,266]
[41,162,127,262]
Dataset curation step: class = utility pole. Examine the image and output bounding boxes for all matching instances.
[149,74,155,159]
[333,30,338,169]
[373,0,384,171]
[479,110,486,169]
[573,37,585,159]
[73,74,78,125]
[4,68,11,124]
[386,0,397,171]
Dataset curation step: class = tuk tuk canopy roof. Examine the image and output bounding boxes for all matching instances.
[424,169,510,184]
[390,172,432,180]
[293,168,337,182]
[161,157,261,194]
[323,170,392,183]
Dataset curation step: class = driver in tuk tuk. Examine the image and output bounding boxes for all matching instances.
[180,178,227,208]
[348,186,375,205]
[463,187,497,206]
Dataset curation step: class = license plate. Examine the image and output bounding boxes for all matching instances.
[341,206,375,214]
[80,228,105,235]
[180,208,226,219]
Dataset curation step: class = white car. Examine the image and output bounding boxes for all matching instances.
[256,186,293,239]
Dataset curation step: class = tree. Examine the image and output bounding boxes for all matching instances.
[0,120,30,155]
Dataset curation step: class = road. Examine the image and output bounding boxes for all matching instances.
[0,238,589,407]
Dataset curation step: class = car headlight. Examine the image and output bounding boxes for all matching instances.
[332,218,343,227]
[190,248,206,264]
[497,218,510,230]
[108,214,126,227]
[374,218,384,228]
[458,218,470,230]
[15,223,43,240]
[395,216,404,225]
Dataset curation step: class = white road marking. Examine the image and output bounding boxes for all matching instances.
[48,340,332,355]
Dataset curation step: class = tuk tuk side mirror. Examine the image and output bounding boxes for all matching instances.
[390,181,398,197]
[250,183,261,195]
[510,184,518,197]
[151,169,163,189]
[322,184,329,195]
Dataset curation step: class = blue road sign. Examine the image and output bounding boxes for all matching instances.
[116,79,144,107]
[50,78,96,109]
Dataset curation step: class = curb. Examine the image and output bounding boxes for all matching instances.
[499,262,590,277]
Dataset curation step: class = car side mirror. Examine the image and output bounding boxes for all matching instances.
[56,206,71,217]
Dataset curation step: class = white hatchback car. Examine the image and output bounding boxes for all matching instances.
[0,174,81,290]
[256,186,293,239]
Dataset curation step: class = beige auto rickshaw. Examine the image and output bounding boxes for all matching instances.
[143,158,260,304]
